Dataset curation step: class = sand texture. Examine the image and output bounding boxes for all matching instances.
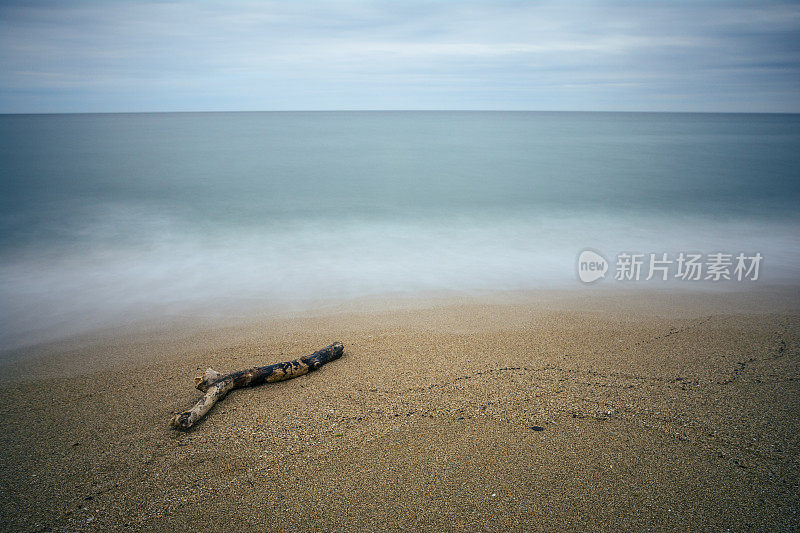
[0,288,798,531]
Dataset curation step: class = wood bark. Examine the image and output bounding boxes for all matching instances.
[171,342,344,429]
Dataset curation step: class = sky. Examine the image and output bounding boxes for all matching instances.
[0,0,798,113]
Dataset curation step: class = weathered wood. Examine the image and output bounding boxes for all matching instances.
[171,342,344,429]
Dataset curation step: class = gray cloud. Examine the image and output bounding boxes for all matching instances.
[1,0,798,112]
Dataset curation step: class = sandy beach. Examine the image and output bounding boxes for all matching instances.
[3,1,800,531]
[1,287,798,531]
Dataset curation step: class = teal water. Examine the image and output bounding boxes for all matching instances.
[1,111,799,348]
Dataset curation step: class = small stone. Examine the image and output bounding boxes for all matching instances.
[530,425,545,431]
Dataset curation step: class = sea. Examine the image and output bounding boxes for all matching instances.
[2,111,799,349]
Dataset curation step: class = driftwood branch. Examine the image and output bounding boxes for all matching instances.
[171,342,344,429]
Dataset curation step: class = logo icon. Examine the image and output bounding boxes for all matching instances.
[577,249,608,283]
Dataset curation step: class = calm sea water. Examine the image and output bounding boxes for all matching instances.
[2,111,799,348]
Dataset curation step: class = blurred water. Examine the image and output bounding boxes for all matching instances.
[2,111,799,349]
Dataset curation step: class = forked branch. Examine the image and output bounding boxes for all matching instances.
[171,342,344,429]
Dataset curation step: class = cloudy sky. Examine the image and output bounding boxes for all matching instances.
[1,0,798,113]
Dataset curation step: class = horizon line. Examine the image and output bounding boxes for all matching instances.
[2,109,799,116]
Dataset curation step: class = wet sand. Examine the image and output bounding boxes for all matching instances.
[1,288,798,531]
